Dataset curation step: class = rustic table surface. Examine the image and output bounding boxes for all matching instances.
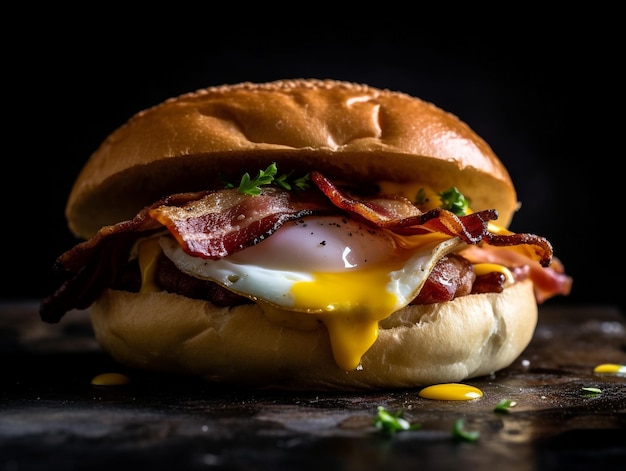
[1,301,625,471]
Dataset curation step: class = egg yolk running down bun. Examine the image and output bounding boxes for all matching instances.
[40,79,572,390]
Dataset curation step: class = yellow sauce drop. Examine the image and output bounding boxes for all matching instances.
[419,383,483,401]
[91,373,131,386]
[593,363,626,374]
[473,263,514,284]
[138,238,163,292]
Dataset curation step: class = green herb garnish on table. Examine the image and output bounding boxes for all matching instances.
[374,406,421,436]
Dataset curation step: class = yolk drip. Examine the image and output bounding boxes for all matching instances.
[138,238,163,292]
[290,269,399,371]
[419,383,483,401]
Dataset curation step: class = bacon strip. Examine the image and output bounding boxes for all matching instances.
[310,171,498,244]
[310,171,423,222]
[40,192,212,323]
[149,186,334,259]
[484,233,553,267]
[311,171,554,265]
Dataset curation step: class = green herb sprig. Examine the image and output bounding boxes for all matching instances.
[582,387,602,397]
[225,162,310,196]
[414,188,430,206]
[494,399,517,413]
[374,406,421,436]
[451,418,480,442]
[438,187,470,216]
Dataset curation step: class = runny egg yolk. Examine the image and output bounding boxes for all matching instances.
[159,216,462,371]
[419,383,483,401]
[290,268,398,370]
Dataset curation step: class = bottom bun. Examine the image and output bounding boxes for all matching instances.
[89,279,538,390]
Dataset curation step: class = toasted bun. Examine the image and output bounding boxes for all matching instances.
[67,79,517,240]
[89,279,537,390]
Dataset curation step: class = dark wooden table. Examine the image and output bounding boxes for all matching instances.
[1,301,625,470]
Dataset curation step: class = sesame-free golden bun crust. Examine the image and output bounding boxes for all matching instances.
[90,279,537,391]
[67,79,518,240]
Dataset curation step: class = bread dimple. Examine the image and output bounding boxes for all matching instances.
[66,79,517,239]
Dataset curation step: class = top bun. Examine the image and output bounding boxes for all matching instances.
[66,79,518,240]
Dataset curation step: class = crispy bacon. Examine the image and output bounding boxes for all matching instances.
[484,233,553,268]
[53,192,210,273]
[310,171,423,222]
[148,186,335,259]
[40,192,214,323]
[310,171,498,244]
[309,173,555,271]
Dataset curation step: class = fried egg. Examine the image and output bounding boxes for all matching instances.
[159,216,462,370]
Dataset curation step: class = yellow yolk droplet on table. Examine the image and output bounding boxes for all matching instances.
[419,383,483,401]
[91,373,131,386]
[593,363,626,374]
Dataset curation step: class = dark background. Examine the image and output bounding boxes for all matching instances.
[4,8,623,314]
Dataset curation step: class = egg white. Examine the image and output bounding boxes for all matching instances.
[159,216,462,314]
